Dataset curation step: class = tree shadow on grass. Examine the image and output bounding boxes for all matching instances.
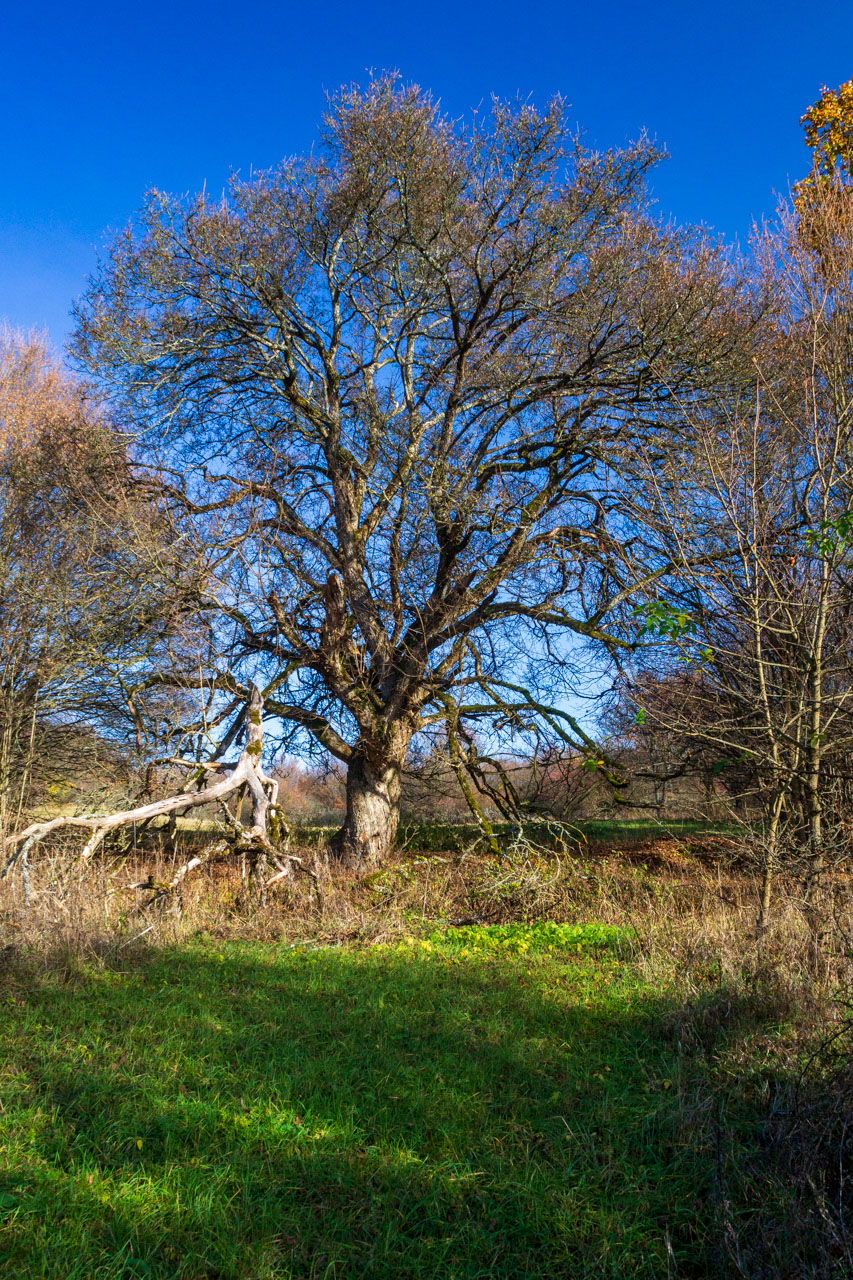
[0,943,783,1279]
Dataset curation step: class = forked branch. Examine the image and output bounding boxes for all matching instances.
[1,684,311,894]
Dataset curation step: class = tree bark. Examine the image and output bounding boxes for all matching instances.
[332,746,405,868]
[758,790,784,935]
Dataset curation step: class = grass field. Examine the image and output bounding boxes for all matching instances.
[273,818,736,854]
[0,919,822,1279]
[99,815,734,852]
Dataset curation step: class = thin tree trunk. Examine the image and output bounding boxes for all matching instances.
[803,563,828,904]
[803,778,824,906]
[758,791,785,935]
[445,708,500,855]
[758,856,774,936]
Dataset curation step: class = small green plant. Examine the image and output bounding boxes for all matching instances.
[425,920,629,956]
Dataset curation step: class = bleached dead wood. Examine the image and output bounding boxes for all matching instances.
[1,684,317,898]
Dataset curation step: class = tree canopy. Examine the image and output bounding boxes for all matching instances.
[73,76,744,863]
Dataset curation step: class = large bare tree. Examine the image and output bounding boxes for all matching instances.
[73,77,741,865]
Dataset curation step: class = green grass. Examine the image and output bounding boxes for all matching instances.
[0,926,786,1278]
[291,817,733,853]
[102,816,733,855]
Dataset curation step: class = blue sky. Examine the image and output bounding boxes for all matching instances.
[2,0,852,347]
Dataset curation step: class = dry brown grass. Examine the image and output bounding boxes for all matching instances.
[2,829,850,985]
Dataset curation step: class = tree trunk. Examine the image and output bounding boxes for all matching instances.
[803,764,824,905]
[757,791,784,935]
[333,748,405,868]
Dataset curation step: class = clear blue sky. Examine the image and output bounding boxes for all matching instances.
[2,0,852,347]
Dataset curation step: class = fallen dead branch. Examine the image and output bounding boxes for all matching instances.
[1,684,320,903]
